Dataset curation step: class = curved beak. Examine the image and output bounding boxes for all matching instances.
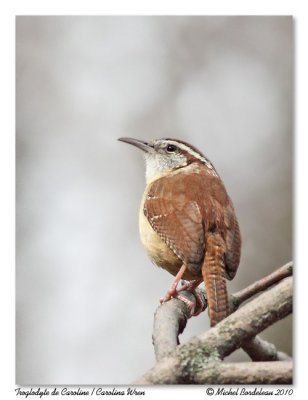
[118,137,154,153]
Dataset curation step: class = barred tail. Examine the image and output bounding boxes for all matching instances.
[202,233,229,326]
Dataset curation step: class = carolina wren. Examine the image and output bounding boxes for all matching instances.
[119,137,241,326]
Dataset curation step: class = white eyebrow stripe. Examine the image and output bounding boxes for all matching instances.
[164,140,217,173]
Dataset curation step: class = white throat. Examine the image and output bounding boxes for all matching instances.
[144,154,179,183]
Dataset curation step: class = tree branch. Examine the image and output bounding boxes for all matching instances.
[193,361,292,385]
[230,262,293,311]
[135,276,292,384]
[152,262,293,363]
[241,335,292,362]
[152,288,206,362]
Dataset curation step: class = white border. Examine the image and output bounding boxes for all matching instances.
[10,0,303,15]
[1,1,306,399]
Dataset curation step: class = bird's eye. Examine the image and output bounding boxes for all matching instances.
[166,144,177,153]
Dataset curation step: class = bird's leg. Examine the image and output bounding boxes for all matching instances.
[159,264,187,304]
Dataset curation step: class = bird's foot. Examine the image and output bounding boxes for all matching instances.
[159,278,207,317]
[177,288,207,317]
[159,284,196,315]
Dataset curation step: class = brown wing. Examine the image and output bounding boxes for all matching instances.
[144,175,205,274]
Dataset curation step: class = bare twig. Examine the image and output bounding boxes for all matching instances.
[135,276,293,384]
[230,262,293,311]
[241,336,292,362]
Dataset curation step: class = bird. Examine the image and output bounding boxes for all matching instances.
[118,137,241,326]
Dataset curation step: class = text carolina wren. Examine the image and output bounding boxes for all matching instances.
[119,137,241,326]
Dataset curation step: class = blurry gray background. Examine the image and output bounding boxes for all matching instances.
[16,16,293,384]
